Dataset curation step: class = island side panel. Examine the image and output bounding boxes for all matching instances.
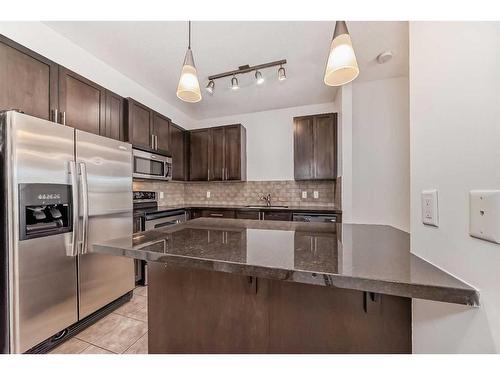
[148,262,269,354]
[148,263,411,354]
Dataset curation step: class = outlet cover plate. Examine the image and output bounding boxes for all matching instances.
[421,189,439,227]
[470,190,500,244]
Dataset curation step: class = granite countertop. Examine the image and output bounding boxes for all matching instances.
[92,218,479,306]
[133,204,342,217]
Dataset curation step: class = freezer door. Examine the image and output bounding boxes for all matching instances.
[75,130,134,319]
[5,112,78,353]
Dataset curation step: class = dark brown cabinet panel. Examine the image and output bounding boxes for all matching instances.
[201,209,236,219]
[294,113,337,180]
[58,67,105,135]
[0,35,58,121]
[169,123,188,181]
[153,112,170,154]
[125,98,153,149]
[235,210,260,220]
[189,124,246,182]
[210,127,225,181]
[189,129,210,181]
[262,211,292,221]
[104,90,124,141]
[224,125,245,180]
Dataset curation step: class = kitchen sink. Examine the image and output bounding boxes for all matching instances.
[244,205,289,208]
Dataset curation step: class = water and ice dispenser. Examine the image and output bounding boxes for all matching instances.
[18,184,73,240]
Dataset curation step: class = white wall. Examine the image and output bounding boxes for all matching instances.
[193,102,338,181]
[410,22,500,353]
[338,85,353,222]
[351,77,410,232]
[0,22,194,128]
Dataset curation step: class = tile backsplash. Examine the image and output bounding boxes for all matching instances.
[133,178,341,209]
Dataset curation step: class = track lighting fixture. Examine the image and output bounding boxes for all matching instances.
[230,75,239,90]
[255,70,265,85]
[177,21,202,103]
[205,59,287,96]
[278,65,286,81]
[206,80,215,94]
[324,21,359,86]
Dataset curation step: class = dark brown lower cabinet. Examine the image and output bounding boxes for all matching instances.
[201,209,235,219]
[235,210,260,220]
[262,211,292,221]
[148,264,412,354]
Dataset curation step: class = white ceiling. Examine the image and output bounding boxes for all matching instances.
[44,21,408,120]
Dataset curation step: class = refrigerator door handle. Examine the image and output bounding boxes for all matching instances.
[79,162,89,254]
[69,161,79,257]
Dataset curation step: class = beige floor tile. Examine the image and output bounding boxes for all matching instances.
[124,333,148,354]
[114,293,148,322]
[76,313,147,354]
[80,345,114,354]
[49,338,89,354]
[134,286,148,297]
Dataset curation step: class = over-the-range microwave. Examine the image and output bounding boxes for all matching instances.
[132,148,172,181]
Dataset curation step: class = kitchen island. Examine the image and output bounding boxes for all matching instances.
[92,219,478,354]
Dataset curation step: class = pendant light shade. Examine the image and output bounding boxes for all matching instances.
[177,21,202,103]
[324,21,359,86]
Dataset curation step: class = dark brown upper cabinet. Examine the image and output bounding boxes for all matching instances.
[169,123,189,181]
[189,124,247,182]
[1,35,125,140]
[125,98,172,155]
[152,112,170,154]
[104,90,124,141]
[294,113,337,180]
[0,35,58,121]
[58,67,105,135]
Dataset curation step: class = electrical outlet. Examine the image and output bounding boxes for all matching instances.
[313,191,319,199]
[206,191,211,198]
[159,191,164,199]
[421,189,438,227]
[302,191,307,199]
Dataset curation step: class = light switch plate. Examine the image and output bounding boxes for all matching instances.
[470,190,500,244]
[302,191,307,199]
[159,191,164,199]
[421,189,439,227]
[313,191,319,199]
[206,191,211,198]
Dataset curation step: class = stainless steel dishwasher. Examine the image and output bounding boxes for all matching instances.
[292,212,341,223]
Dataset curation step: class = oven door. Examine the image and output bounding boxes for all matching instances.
[132,149,171,180]
[145,213,186,230]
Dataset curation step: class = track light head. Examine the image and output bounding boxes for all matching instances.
[255,70,265,85]
[231,75,239,90]
[206,80,215,94]
[278,65,286,81]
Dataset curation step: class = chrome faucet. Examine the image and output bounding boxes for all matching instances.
[260,193,272,207]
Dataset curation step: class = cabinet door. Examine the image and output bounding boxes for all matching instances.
[224,125,242,180]
[127,99,153,149]
[0,36,58,121]
[210,127,225,181]
[313,113,337,179]
[262,211,292,221]
[104,90,124,141]
[153,112,170,154]
[235,210,260,220]
[201,209,236,219]
[170,124,187,180]
[190,129,210,181]
[58,67,105,135]
[293,116,314,180]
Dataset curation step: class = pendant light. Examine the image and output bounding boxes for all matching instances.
[324,21,359,86]
[176,21,202,103]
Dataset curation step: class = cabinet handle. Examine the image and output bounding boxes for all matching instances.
[221,167,224,180]
[155,135,158,150]
[262,212,265,220]
[151,134,155,149]
[208,168,210,182]
[60,111,66,125]
[209,213,223,217]
[51,109,58,123]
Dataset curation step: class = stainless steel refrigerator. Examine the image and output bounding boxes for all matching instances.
[0,111,134,353]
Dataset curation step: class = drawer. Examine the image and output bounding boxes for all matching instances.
[262,211,292,221]
[235,210,260,220]
[202,209,236,219]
